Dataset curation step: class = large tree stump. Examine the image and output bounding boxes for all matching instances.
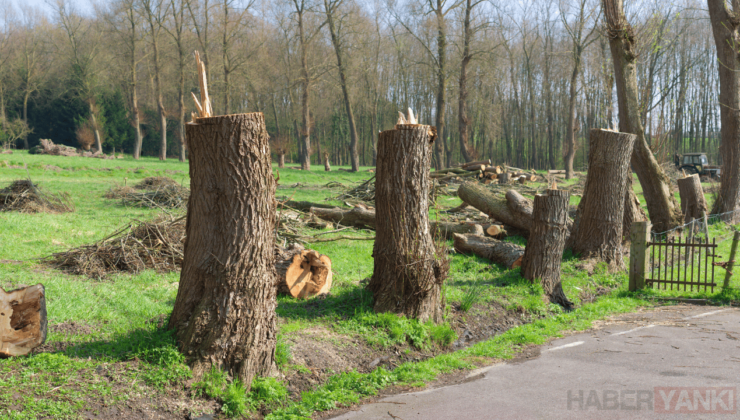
[368,122,447,323]
[168,112,277,387]
[498,172,509,184]
[0,285,47,357]
[522,189,572,307]
[570,129,637,269]
[452,233,524,268]
[677,174,707,223]
[275,244,332,298]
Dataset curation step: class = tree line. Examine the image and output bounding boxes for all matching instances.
[0,0,725,172]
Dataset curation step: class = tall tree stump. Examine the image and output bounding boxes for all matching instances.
[522,189,572,307]
[498,172,509,184]
[677,174,707,223]
[570,129,637,269]
[323,152,331,172]
[168,112,277,387]
[368,123,447,323]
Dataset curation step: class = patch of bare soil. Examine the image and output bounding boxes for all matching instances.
[50,321,94,335]
[447,300,526,348]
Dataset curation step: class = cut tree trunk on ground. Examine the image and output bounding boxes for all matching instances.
[678,174,707,223]
[522,189,572,308]
[0,284,47,357]
[430,221,484,240]
[484,166,503,174]
[453,233,524,269]
[433,168,468,175]
[168,112,276,386]
[310,206,376,229]
[457,183,533,232]
[570,129,636,270]
[482,223,506,237]
[548,170,565,175]
[498,173,509,184]
[368,122,447,323]
[464,164,486,172]
[462,159,491,168]
[279,200,341,212]
[275,244,332,298]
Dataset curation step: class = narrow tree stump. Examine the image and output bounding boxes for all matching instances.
[169,112,276,387]
[677,174,707,223]
[276,244,332,298]
[368,123,447,323]
[570,129,637,269]
[0,285,47,357]
[452,233,524,269]
[323,152,331,172]
[498,173,509,184]
[522,189,572,307]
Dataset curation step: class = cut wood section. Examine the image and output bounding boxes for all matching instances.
[453,233,524,269]
[482,223,506,237]
[484,166,503,174]
[276,244,332,299]
[279,200,340,212]
[0,284,47,357]
[310,206,376,229]
[570,129,637,270]
[522,189,572,308]
[457,183,532,231]
[464,164,486,172]
[548,170,566,175]
[677,173,707,223]
[430,221,484,240]
[462,159,491,168]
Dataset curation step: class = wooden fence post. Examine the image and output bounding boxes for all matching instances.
[629,221,651,291]
[723,230,740,289]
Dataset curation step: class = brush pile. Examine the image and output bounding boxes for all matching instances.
[106,177,189,209]
[45,216,185,279]
[30,139,117,159]
[0,180,74,213]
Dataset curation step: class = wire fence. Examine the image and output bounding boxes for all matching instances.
[650,208,740,243]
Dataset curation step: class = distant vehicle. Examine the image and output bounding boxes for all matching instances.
[675,153,721,179]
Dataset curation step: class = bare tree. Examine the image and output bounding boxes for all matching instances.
[0,0,15,134]
[162,0,190,161]
[602,0,682,232]
[141,0,169,160]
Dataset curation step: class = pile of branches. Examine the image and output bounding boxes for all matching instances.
[106,177,189,209]
[30,139,116,159]
[44,216,185,279]
[0,179,74,213]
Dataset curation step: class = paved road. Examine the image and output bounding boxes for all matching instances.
[333,305,740,420]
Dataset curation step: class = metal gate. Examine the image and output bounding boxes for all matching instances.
[646,236,717,292]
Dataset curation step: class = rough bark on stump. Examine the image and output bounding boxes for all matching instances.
[168,112,277,386]
[498,173,509,184]
[677,174,707,223]
[275,244,332,298]
[452,233,524,269]
[368,124,447,323]
[323,152,331,172]
[522,189,572,308]
[310,206,376,229]
[0,284,47,357]
[623,174,647,240]
[571,129,636,269]
[278,153,285,168]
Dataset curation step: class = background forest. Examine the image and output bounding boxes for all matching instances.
[0,0,718,170]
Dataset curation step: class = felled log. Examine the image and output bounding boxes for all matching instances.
[457,183,533,231]
[462,159,491,168]
[482,223,506,237]
[522,189,572,307]
[278,200,341,212]
[433,167,468,175]
[677,173,707,223]
[310,206,376,229]
[484,166,503,174]
[453,233,524,269]
[275,244,332,298]
[430,170,479,179]
[430,221,484,240]
[0,284,47,357]
[464,164,486,172]
[548,170,566,175]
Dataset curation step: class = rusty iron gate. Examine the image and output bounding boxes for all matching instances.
[646,236,718,292]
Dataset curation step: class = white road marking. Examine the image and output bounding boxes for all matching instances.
[547,341,584,352]
[683,309,731,320]
[610,324,656,336]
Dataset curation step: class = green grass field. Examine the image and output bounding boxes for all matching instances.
[0,153,737,419]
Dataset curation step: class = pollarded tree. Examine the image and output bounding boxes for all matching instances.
[707,0,740,221]
[602,0,682,233]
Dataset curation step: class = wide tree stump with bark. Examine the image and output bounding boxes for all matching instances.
[0,284,47,357]
[522,189,572,307]
[310,206,376,229]
[677,174,707,223]
[570,129,637,269]
[276,244,332,298]
[168,112,277,387]
[453,233,524,269]
[368,120,447,323]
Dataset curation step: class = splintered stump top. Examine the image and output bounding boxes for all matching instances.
[0,284,47,357]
